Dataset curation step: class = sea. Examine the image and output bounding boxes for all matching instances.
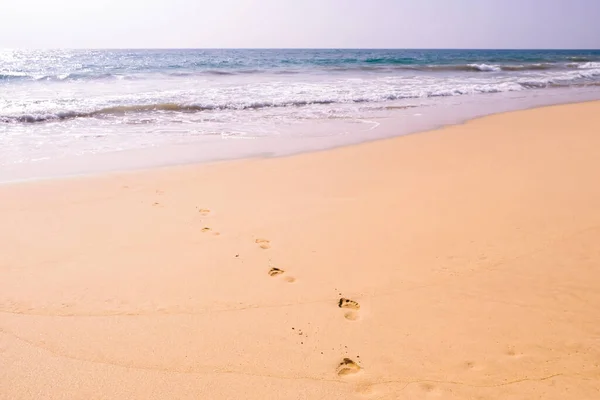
[1,49,600,182]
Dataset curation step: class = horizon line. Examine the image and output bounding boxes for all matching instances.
[2,47,600,51]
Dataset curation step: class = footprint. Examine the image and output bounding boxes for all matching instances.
[201,227,220,236]
[268,268,296,283]
[255,238,271,249]
[337,358,361,376]
[268,267,284,277]
[420,383,436,392]
[463,360,484,371]
[338,298,360,320]
[339,298,360,310]
[505,348,523,358]
[419,382,444,396]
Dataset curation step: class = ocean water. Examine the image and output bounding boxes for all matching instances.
[1,49,600,181]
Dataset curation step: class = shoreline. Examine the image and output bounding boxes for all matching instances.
[2,101,600,399]
[2,90,600,186]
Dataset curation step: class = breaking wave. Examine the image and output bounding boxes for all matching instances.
[4,66,600,125]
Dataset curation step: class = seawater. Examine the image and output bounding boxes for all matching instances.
[1,49,600,181]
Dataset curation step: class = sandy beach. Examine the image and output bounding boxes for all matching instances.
[1,101,600,399]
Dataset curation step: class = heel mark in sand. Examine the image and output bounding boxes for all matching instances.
[337,358,361,376]
[255,239,271,249]
[344,311,359,321]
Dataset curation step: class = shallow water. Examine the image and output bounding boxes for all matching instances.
[1,49,600,181]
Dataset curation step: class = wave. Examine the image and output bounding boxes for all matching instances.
[520,81,600,89]
[3,65,600,124]
[449,63,558,72]
[0,72,30,80]
[0,72,131,82]
[171,64,560,75]
[364,57,416,65]
[0,84,574,125]
[40,73,125,81]
[0,111,90,123]
[0,101,341,123]
[3,68,276,81]
[467,63,501,72]
[3,82,599,124]
[3,61,595,83]
[327,63,560,73]
[0,98,443,123]
[501,63,555,71]
[273,70,301,75]
[204,70,236,76]
[578,62,600,69]
[568,57,593,62]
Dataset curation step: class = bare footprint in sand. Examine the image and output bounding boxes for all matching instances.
[201,227,220,236]
[268,267,296,283]
[339,298,360,310]
[255,238,271,249]
[463,360,485,371]
[268,267,284,276]
[338,298,361,320]
[505,348,524,359]
[337,358,361,376]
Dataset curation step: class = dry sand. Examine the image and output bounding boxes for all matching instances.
[1,102,600,399]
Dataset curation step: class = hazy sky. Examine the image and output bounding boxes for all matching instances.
[1,0,599,49]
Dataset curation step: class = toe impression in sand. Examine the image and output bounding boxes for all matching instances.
[268,267,296,283]
[337,358,361,376]
[338,298,360,310]
[268,267,284,277]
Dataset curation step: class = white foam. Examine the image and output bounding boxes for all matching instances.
[468,63,501,72]
[578,62,600,69]
[3,63,600,169]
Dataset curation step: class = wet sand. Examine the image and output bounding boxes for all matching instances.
[1,102,600,399]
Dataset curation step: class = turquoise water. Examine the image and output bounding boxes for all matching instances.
[3,49,600,82]
[2,49,600,121]
[1,49,600,177]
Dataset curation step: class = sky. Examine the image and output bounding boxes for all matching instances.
[1,0,599,49]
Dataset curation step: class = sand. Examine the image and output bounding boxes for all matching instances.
[1,102,600,399]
